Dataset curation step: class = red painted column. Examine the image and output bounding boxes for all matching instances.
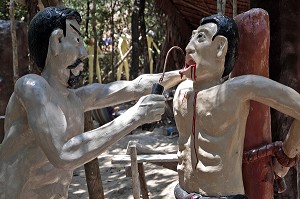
[231,9,273,199]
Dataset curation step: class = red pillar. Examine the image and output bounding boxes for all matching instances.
[231,8,273,199]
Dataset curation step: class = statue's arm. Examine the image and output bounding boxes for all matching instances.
[76,70,183,111]
[235,75,300,167]
[15,75,165,170]
[152,41,160,54]
[232,75,300,122]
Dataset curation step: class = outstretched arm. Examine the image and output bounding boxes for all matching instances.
[76,70,184,111]
[15,75,166,170]
[235,75,300,122]
[235,75,300,176]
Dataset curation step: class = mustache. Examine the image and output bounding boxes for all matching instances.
[67,58,83,69]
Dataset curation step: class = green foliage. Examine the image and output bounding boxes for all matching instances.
[0,0,27,21]
[64,0,165,82]
[145,0,165,47]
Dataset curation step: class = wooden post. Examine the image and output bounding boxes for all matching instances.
[138,163,149,199]
[130,145,140,199]
[84,111,104,199]
[232,9,273,199]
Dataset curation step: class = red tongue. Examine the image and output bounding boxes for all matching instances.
[179,63,197,80]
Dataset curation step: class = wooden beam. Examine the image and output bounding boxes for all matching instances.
[112,154,178,164]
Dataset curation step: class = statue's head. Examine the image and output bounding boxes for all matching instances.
[147,30,155,38]
[184,14,239,81]
[200,14,239,77]
[28,7,82,72]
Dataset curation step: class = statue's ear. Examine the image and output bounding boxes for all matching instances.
[49,29,64,57]
[214,35,228,59]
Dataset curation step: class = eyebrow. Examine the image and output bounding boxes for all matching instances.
[196,28,210,35]
[190,28,209,40]
[70,24,83,37]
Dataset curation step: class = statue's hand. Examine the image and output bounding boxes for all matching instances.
[132,94,165,124]
[273,158,289,178]
[273,144,300,178]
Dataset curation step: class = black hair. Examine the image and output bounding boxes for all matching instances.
[28,7,82,71]
[200,14,239,77]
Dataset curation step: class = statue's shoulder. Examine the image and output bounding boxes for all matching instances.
[15,74,50,103]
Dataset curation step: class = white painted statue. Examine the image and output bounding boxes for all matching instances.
[173,14,300,198]
[0,7,183,199]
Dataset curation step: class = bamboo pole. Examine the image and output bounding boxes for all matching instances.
[233,0,237,17]
[9,0,19,84]
[217,0,226,15]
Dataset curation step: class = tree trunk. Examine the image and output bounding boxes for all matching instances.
[26,0,38,22]
[40,0,63,7]
[9,0,19,84]
[138,0,149,74]
[91,0,97,83]
[25,0,42,74]
[130,0,140,79]
[83,0,104,198]
[110,0,116,81]
[85,0,90,37]
[83,111,104,199]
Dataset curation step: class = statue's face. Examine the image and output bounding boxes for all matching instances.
[184,23,226,81]
[62,19,87,75]
[51,19,87,87]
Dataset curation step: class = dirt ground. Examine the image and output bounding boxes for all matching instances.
[68,126,179,199]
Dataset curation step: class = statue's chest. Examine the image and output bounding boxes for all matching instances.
[174,89,232,134]
[54,93,84,138]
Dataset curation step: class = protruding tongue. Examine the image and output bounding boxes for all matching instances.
[179,61,197,80]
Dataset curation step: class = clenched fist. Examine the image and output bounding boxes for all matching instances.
[130,94,166,125]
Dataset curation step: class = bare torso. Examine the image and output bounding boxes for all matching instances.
[0,69,180,199]
[173,78,250,196]
[0,78,84,199]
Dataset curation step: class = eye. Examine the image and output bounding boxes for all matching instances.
[76,38,80,43]
[197,33,204,38]
[197,32,205,42]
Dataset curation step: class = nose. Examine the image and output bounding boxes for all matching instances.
[80,44,88,59]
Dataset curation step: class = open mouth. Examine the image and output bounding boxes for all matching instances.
[67,56,87,76]
[179,55,197,80]
[67,57,87,88]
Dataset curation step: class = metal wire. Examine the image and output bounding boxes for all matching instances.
[159,46,185,83]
